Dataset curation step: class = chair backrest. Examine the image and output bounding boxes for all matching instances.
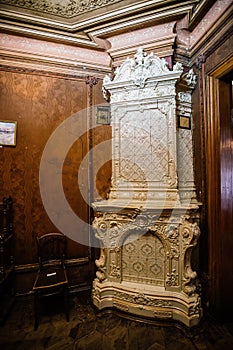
[37,233,67,268]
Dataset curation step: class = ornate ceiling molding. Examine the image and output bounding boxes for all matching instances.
[0,0,231,73]
[0,0,216,49]
[175,0,233,66]
[105,22,177,67]
[0,0,123,18]
[188,0,216,30]
[0,32,112,77]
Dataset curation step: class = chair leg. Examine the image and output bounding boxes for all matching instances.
[34,291,39,331]
[64,286,69,322]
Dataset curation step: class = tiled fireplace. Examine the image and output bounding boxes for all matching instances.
[92,48,202,327]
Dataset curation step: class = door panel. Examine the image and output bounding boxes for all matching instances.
[207,68,233,318]
[219,78,233,316]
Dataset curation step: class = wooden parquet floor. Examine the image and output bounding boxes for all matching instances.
[0,291,233,350]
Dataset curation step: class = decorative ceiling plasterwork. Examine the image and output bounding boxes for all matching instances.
[0,1,217,36]
[0,0,232,75]
[0,0,123,18]
[0,0,205,58]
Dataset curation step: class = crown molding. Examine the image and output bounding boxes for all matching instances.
[175,1,233,66]
[0,0,230,72]
[88,4,193,38]
[0,21,100,48]
[0,1,209,48]
[188,0,216,30]
[0,55,110,78]
[108,35,176,67]
[0,32,111,76]
[104,22,176,67]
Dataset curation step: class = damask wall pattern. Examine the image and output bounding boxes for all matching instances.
[0,69,90,268]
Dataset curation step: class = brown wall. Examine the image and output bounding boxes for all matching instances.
[0,68,110,294]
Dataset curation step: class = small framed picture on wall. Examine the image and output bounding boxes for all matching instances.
[96,106,111,125]
[0,120,17,146]
[178,116,191,130]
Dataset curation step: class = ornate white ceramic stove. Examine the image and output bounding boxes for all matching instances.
[92,48,202,327]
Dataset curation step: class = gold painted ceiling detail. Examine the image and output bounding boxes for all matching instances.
[0,0,123,18]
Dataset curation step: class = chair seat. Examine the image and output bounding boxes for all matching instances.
[33,266,68,290]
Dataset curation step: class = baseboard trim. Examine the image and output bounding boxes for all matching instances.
[14,257,90,273]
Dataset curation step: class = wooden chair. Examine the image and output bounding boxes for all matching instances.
[33,232,69,330]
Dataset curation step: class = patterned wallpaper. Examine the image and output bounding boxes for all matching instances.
[0,70,90,265]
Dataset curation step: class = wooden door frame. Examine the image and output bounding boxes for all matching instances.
[205,55,233,315]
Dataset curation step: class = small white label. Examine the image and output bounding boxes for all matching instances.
[47,272,56,277]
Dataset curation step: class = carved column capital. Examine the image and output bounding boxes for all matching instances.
[85,75,98,87]
[195,53,206,70]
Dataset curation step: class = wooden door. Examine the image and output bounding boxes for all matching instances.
[218,77,233,317]
[206,62,233,319]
